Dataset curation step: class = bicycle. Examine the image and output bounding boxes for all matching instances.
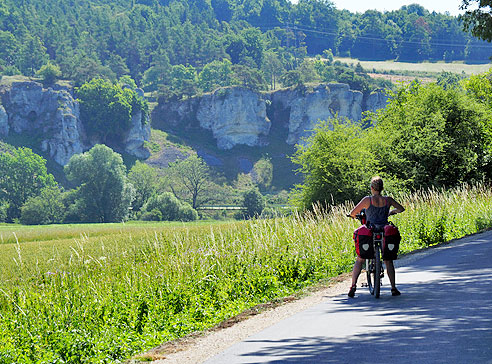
[352,211,385,299]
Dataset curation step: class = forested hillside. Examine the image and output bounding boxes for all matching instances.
[0,0,491,96]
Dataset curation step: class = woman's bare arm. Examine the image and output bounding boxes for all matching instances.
[349,196,370,218]
[388,197,405,216]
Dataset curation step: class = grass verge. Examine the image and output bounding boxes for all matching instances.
[0,184,491,363]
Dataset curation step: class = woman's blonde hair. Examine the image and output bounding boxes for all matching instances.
[371,176,384,192]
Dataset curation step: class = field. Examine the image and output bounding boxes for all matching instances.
[335,57,492,75]
[1,184,492,363]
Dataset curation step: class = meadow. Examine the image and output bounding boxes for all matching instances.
[1,184,492,363]
[335,57,492,75]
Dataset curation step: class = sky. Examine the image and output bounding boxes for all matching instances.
[324,1,466,16]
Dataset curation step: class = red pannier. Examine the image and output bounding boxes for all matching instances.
[353,225,374,259]
[383,224,401,260]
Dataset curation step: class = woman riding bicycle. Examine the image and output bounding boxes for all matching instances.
[347,176,405,298]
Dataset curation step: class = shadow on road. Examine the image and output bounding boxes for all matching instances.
[239,238,492,363]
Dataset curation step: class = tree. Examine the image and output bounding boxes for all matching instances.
[279,69,302,88]
[460,0,492,42]
[372,82,492,189]
[231,64,267,91]
[36,62,62,86]
[20,187,64,225]
[107,53,130,79]
[262,51,284,90]
[143,52,171,92]
[0,30,18,67]
[225,28,265,68]
[462,69,492,105]
[77,78,148,143]
[141,192,197,221]
[252,157,273,190]
[17,34,48,76]
[198,59,233,92]
[70,55,116,86]
[322,49,334,63]
[242,187,265,218]
[290,118,378,209]
[166,155,212,209]
[128,161,160,213]
[64,145,135,223]
[0,147,56,220]
[169,64,199,99]
[436,71,464,90]
[211,0,233,22]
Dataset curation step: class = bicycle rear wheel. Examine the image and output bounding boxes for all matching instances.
[366,259,375,295]
[374,245,381,298]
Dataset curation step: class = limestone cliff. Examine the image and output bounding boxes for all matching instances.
[152,83,388,149]
[0,80,150,165]
[196,87,270,149]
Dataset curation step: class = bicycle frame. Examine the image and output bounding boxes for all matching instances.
[365,227,384,298]
[351,210,385,299]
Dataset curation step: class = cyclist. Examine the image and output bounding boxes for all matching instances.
[347,176,405,298]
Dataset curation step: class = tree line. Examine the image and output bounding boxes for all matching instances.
[0,143,276,224]
[1,0,491,97]
[291,70,492,209]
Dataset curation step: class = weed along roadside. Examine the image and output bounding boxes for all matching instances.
[0,184,491,362]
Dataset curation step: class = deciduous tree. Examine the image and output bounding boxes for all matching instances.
[166,155,212,209]
[64,145,135,223]
[0,147,56,220]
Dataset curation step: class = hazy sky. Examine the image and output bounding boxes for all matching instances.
[327,1,466,16]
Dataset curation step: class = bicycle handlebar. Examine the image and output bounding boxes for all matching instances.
[347,210,367,224]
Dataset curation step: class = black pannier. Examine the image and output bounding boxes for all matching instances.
[383,224,401,260]
[353,225,374,259]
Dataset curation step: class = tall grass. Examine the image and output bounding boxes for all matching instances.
[0,184,491,363]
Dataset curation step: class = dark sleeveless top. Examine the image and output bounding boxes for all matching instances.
[366,196,390,226]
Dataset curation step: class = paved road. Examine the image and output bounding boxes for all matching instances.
[204,231,492,364]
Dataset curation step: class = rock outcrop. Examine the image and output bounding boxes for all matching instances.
[0,80,150,164]
[0,105,8,136]
[123,110,151,159]
[271,83,370,144]
[152,83,389,149]
[196,87,270,149]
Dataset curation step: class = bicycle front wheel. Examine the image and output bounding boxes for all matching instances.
[374,244,381,298]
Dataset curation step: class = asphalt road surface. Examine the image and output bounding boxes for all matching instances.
[204,230,492,364]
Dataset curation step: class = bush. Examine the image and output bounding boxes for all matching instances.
[141,193,198,222]
[36,62,61,85]
[140,208,163,221]
[242,188,265,218]
[20,187,64,225]
[290,118,378,209]
[0,201,8,223]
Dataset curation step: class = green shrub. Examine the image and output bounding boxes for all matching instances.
[140,208,163,221]
[20,187,64,225]
[36,62,61,86]
[141,192,197,221]
[242,188,265,218]
[0,201,8,222]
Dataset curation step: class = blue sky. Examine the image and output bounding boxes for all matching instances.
[317,1,467,16]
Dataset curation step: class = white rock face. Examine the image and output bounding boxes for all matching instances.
[124,110,151,158]
[0,81,150,165]
[152,83,388,150]
[365,91,389,114]
[0,82,85,165]
[272,83,365,144]
[196,87,270,149]
[0,105,8,136]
